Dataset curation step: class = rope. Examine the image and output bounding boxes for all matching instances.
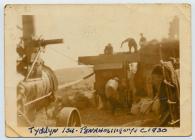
[47,47,95,88]
[58,72,94,90]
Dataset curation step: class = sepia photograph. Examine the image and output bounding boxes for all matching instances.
[4,4,191,137]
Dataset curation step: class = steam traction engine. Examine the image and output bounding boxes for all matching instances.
[17,15,81,126]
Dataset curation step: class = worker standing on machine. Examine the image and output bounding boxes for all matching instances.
[139,33,147,48]
[120,38,138,53]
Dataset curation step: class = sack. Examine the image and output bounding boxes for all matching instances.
[131,103,140,115]
[152,99,160,115]
[140,98,153,114]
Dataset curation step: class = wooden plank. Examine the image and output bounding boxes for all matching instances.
[78,52,140,65]
[94,63,123,70]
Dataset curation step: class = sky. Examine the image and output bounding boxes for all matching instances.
[5,4,181,70]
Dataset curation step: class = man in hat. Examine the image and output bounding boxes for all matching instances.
[139,33,147,47]
[104,43,113,55]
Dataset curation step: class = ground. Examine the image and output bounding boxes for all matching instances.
[80,108,157,127]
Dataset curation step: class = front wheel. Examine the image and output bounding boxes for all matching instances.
[56,107,81,127]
